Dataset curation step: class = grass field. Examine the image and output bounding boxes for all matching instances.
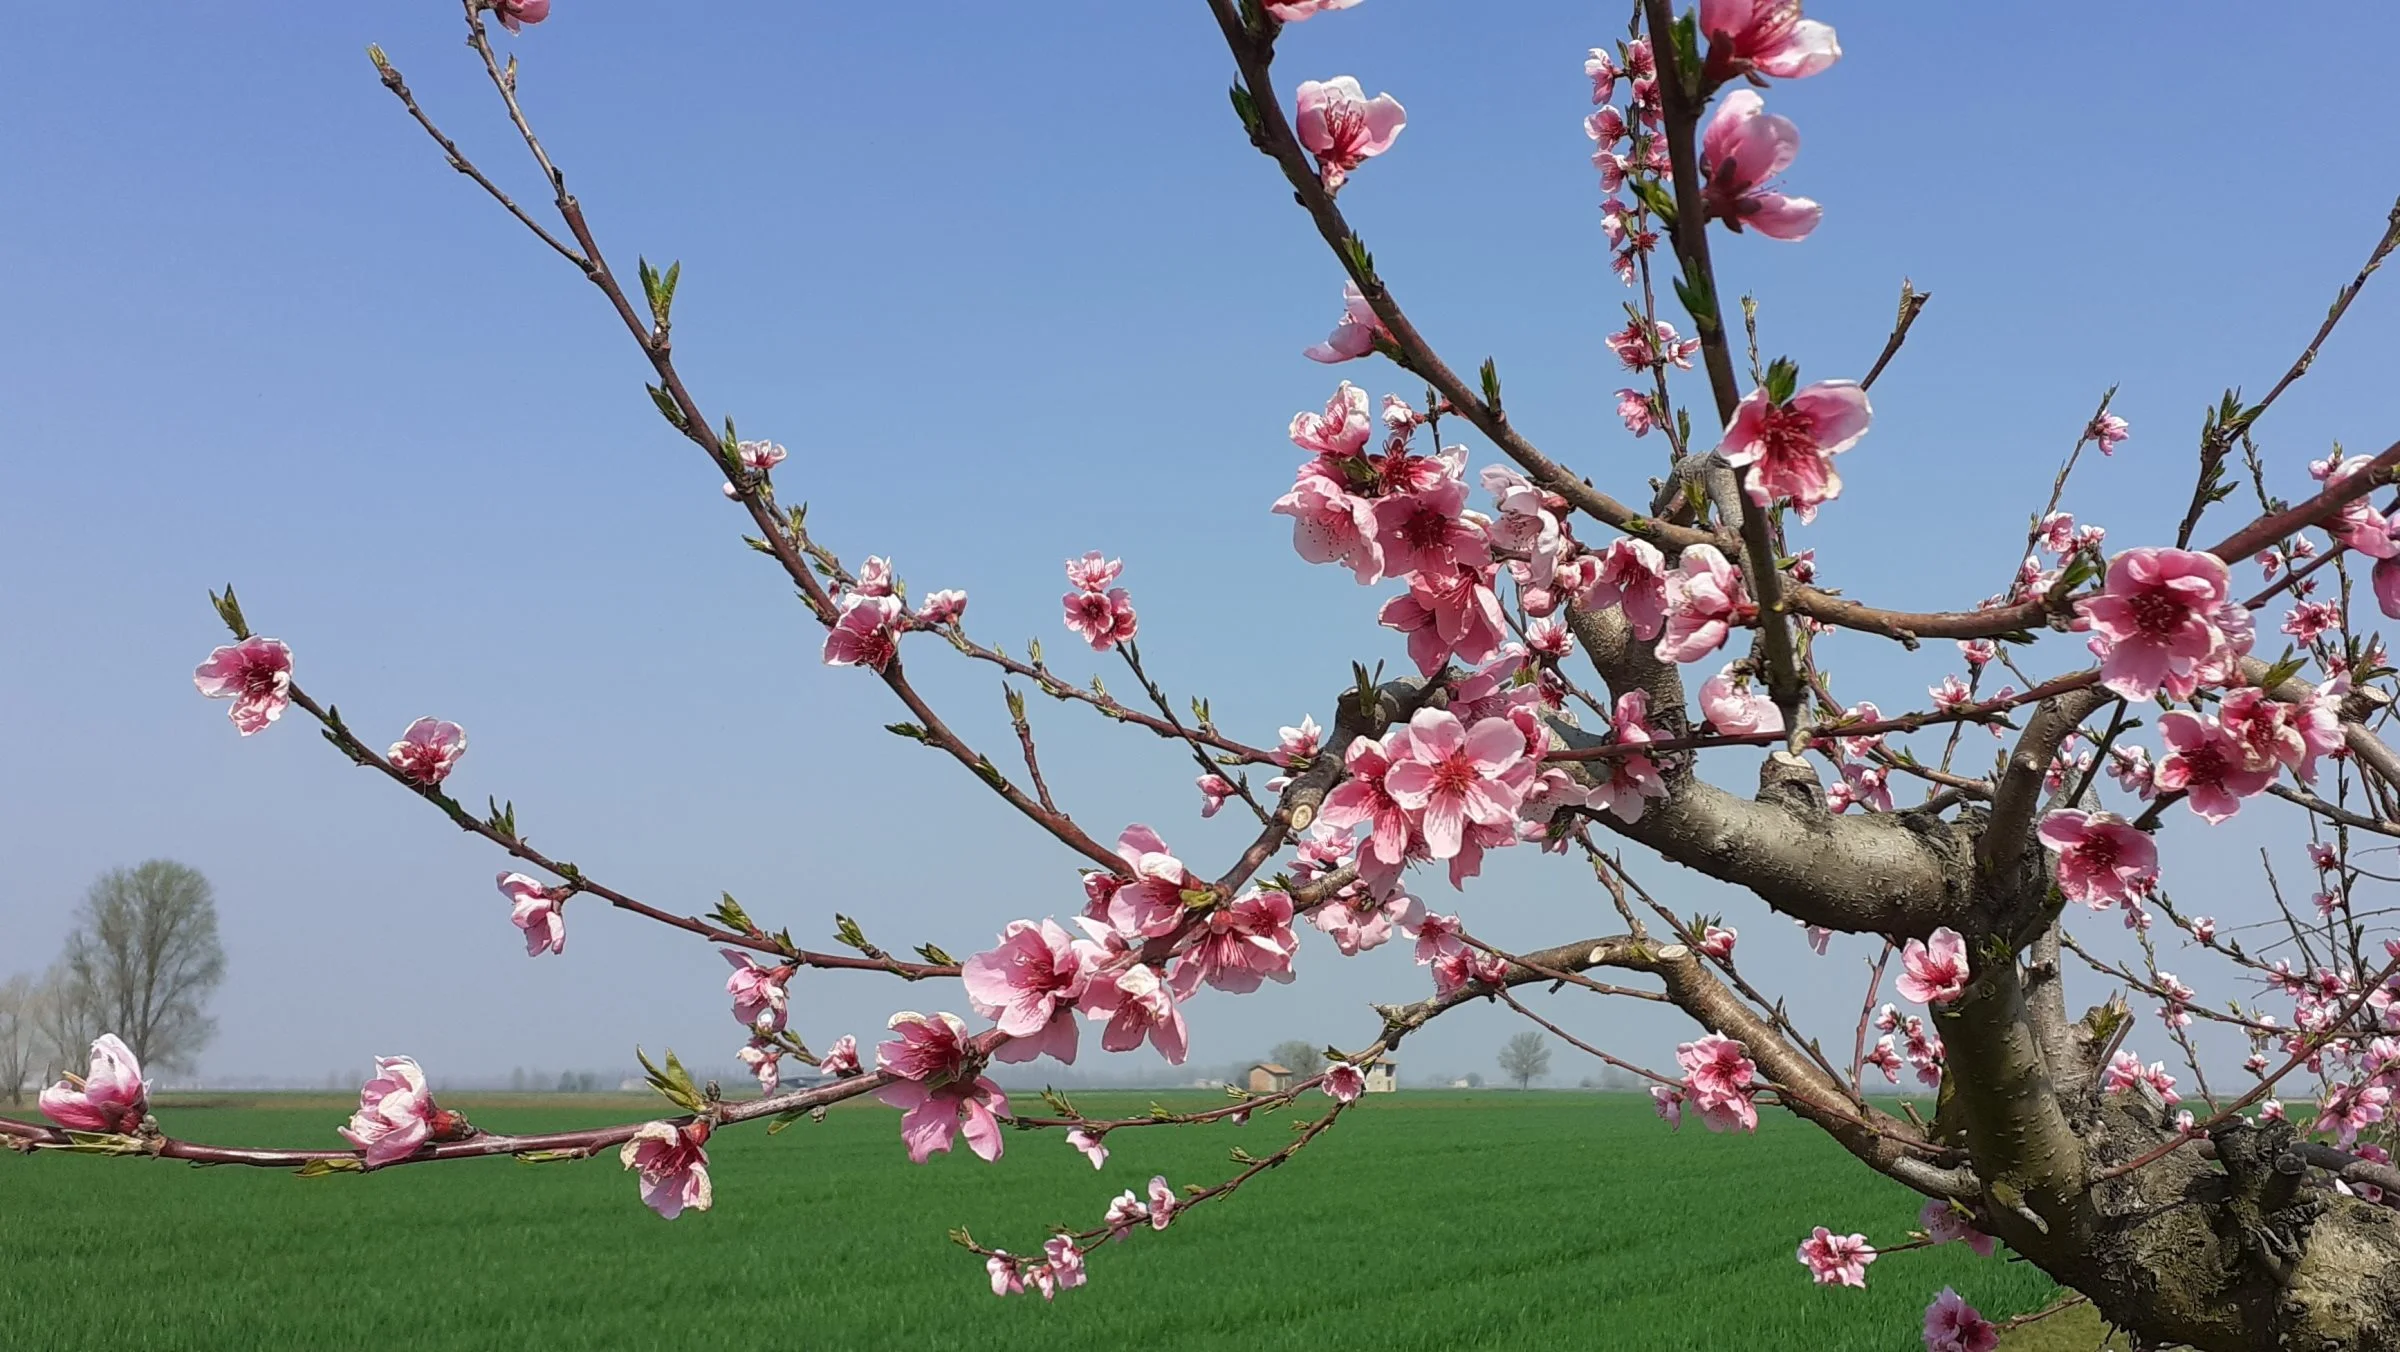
[2,1091,2091,1350]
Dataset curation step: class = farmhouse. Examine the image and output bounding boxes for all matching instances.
[1245,1062,1292,1093]
[1364,1060,1397,1093]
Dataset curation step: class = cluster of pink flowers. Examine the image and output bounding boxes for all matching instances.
[1923,1289,1999,1352]
[875,1011,1011,1163]
[2102,1049,2181,1104]
[1062,553,1139,652]
[821,557,970,672]
[1662,1033,1759,1132]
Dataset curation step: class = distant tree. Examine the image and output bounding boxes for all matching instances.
[60,861,227,1072]
[1498,1032,1552,1090]
[0,974,35,1105]
[1462,1073,1484,1090]
[1267,1040,1323,1075]
[30,963,103,1084]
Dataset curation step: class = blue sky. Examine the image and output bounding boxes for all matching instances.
[4,2,2397,1093]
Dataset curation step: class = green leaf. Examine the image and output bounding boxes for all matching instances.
[634,1046,703,1113]
[513,1149,589,1165]
[883,721,929,742]
[1764,356,1799,406]
[1630,176,1678,225]
[49,1131,146,1156]
[294,1156,365,1176]
[713,892,754,934]
[915,942,957,967]
[1229,84,1262,139]
[1341,235,1378,288]
[1479,358,1504,414]
[1671,10,1703,95]
[833,913,872,953]
[208,586,251,638]
[2256,651,2308,692]
[645,383,687,430]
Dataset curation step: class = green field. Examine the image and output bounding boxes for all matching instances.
[3,1092,2084,1350]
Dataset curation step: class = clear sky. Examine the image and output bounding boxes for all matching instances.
[4,3,2397,1092]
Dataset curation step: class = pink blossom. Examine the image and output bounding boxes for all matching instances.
[1678,1033,1759,1133]
[386,717,468,786]
[1103,1190,1149,1239]
[340,1055,444,1168]
[1265,0,1360,20]
[818,1035,862,1078]
[1923,1288,1999,1352]
[875,1012,1011,1163]
[1920,1200,1996,1258]
[823,594,903,672]
[494,0,550,33]
[1409,910,1466,964]
[1195,774,1236,819]
[2260,1098,2287,1122]
[852,556,896,598]
[1146,1175,1179,1230]
[193,636,294,735]
[1700,664,1783,736]
[1586,47,1620,103]
[1033,1235,1087,1300]
[1958,638,1996,668]
[498,872,566,957]
[1171,888,1299,997]
[1699,0,1841,80]
[2283,600,2339,642]
[1320,728,1417,872]
[2102,1050,2181,1104]
[1084,963,1190,1065]
[915,589,969,627]
[1057,1127,1109,1171]
[2086,413,2130,455]
[38,1034,148,1134]
[1863,1036,1902,1083]
[734,438,785,475]
[736,1037,783,1094]
[619,1119,713,1219]
[1615,388,1656,437]
[2076,548,2233,700]
[1103,824,1202,940]
[1898,928,1970,1005]
[1803,922,1832,955]
[2153,710,2274,823]
[1589,537,1671,640]
[1828,761,1892,814]
[1274,462,1384,582]
[1324,1061,1367,1102]
[1309,887,1421,956]
[1657,544,1750,663]
[1698,91,1820,240]
[1063,586,1139,652]
[2313,1080,2391,1146]
[986,1253,1023,1297]
[1379,564,1509,674]
[1382,707,1529,859]
[1587,690,1670,823]
[722,951,792,1033]
[1373,477,1489,580]
[1294,76,1406,191]
[1607,318,1700,372]
[2376,556,2400,620]
[1698,926,1738,961]
[1650,1085,1684,1128]
[1306,281,1390,363]
[2187,915,2217,945]
[1290,382,1373,459]
[1796,1227,1876,1287]
[963,918,1094,1063]
[1064,552,1124,593]
[2036,810,2158,908]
